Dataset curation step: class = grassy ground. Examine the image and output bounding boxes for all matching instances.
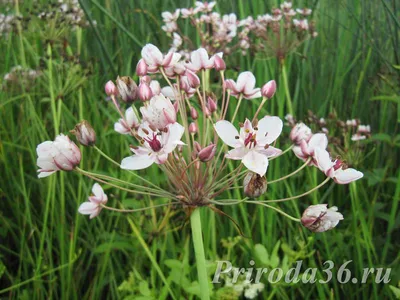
[0,0,399,299]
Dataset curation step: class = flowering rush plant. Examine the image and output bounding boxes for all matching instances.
[36,43,363,299]
[162,1,317,60]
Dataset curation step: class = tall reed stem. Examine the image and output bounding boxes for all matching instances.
[281,60,293,115]
[190,208,210,300]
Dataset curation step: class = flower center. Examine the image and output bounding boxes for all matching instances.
[145,133,162,152]
[244,132,257,148]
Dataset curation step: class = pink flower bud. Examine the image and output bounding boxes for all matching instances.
[198,143,216,162]
[301,204,343,232]
[36,134,81,178]
[204,106,211,117]
[138,82,153,102]
[207,97,217,113]
[193,141,202,152]
[243,172,267,198]
[105,80,118,96]
[136,59,148,76]
[189,122,197,134]
[150,80,161,95]
[70,120,96,146]
[213,53,226,71]
[185,70,200,88]
[116,76,137,102]
[180,76,191,92]
[191,107,198,120]
[261,80,276,98]
[173,101,179,112]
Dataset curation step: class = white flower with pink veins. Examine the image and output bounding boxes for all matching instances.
[314,147,364,184]
[78,183,108,219]
[140,94,177,130]
[141,44,181,73]
[36,134,81,178]
[292,133,328,166]
[224,71,261,99]
[215,117,283,176]
[121,122,185,170]
[186,48,218,72]
[114,107,140,135]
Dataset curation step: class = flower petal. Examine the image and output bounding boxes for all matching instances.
[214,120,240,148]
[334,168,363,184]
[226,147,248,159]
[292,145,307,161]
[242,151,269,176]
[78,202,98,215]
[257,146,282,157]
[163,122,185,153]
[121,155,154,170]
[236,71,256,93]
[92,183,105,200]
[257,116,283,144]
[308,133,328,151]
[314,147,334,173]
[141,44,163,66]
[38,170,56,178]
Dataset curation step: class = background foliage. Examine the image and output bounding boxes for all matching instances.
[0,0,399,299]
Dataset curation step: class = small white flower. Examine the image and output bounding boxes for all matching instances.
[186,48,216,72]
[292,133,328,166]
[225,71,261,99]
[140,94,177,130]
[114,107,140,135]
[314,148,364,184]
[78,183,108,219]
[121,122,185,170]
[351,134,366,141]
[161,9,180,23]
[215,117,283,176]
[141,44,182,73]
[36,134,81,178]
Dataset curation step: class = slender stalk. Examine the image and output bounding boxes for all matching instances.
[190,208,210,300]
[231,94,243,123]
[93,146,165,192]
[245,201,300,222]
[127,218,177,300]
[253,177,331,203]
[252,97,268,122]
[76,168,171,198]
[101,202,177,213]
[77,167,174,197]
[268,158,311,184]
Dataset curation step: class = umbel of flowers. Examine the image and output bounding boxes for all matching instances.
[36,44,363,300]
[161,1,317,60]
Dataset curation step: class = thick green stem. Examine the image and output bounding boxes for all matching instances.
[190,208,210,300]
[281,61,293,115]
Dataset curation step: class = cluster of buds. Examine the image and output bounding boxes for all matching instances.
[36,43,363,234]
[35,0,93,29]
[161,1,316,60]
[0,13,20,36]
[2,65,41,91]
